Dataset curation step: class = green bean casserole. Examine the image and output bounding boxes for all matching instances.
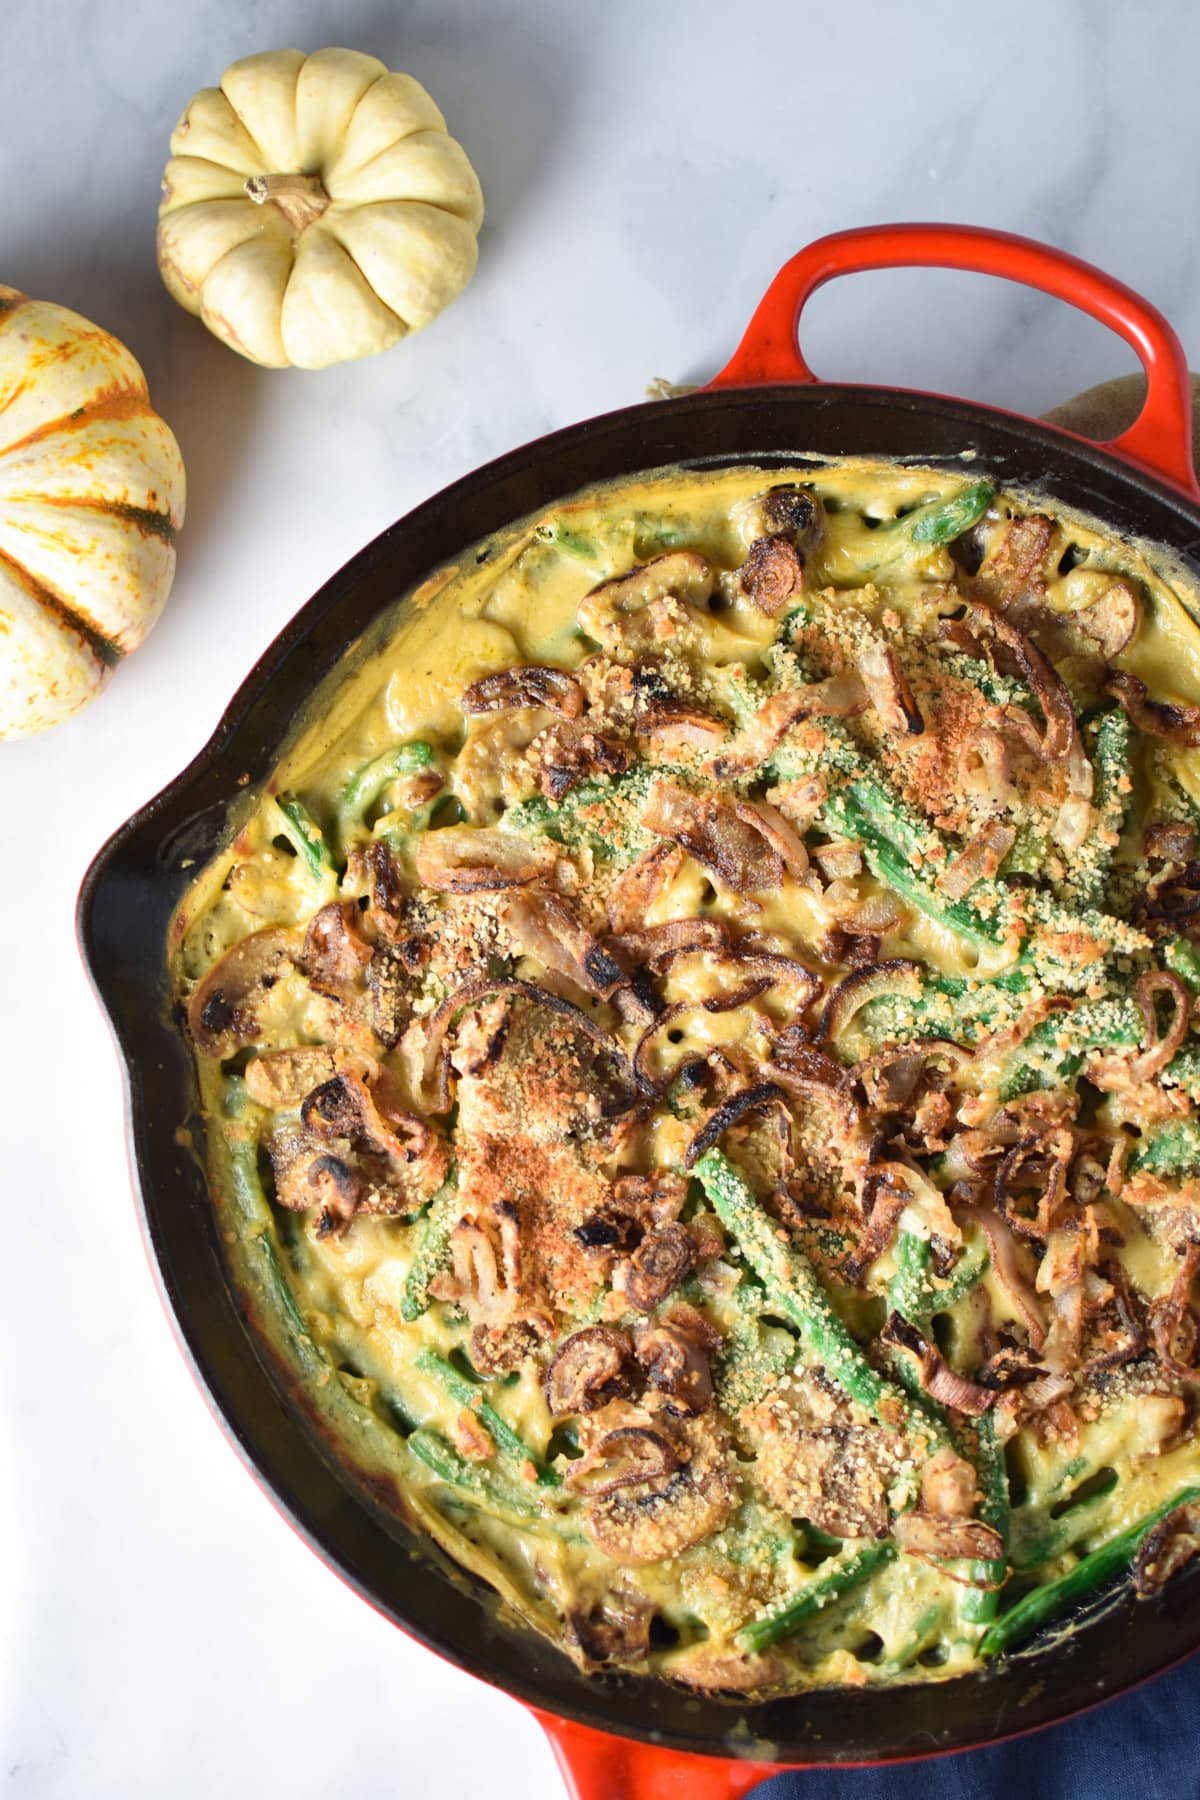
[173,461,1200,1693]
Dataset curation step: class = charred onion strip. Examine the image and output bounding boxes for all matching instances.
[880,1312,993,1417]
[643,780,784,893]
[461,664,584,718]
[707,673,869,779]
[1129,970,1191,1082]
[419,975,632,1111]
[1105,668,1200,746]
[684,1082,790,1168]
[956,1204,1047,1347]
[817,959,923,1043]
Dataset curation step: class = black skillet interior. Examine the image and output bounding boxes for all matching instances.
[79,383,1200,1764]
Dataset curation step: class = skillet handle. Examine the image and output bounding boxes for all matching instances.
[708,221,1200,499]
[535,1711,778,1800]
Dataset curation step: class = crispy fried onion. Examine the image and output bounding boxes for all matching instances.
[1133,860,1200,933]
[684,1082,790,1167]
[707,673,869,779]
[501,890,627,998]
[817,959,923,1043]
[954,597,1092,850]
[854,1039,967,1114]
[1105,669,1200,747]
[604,917,730,971]
[993,1126,1074,1239]
[936,821,1016,900]
[893,1510,1006,1576]
[735,799,813,880]
[1131,971,1191,1083]
[642,781,783,893]
[841,1164,916,1284]
[856,640,924,736]
[460,664,583,718]
[1148,1243,1200,1381]
[1133,1498,1200,1595]
[1144,821,1197,863]
[880,1313,993,1416]
[566,1426,679,1498]
[956,1204,1047,1347]
[418,975,632,1112]
[415,825,556,892]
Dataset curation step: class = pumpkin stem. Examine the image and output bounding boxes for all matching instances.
[244,173,330,232]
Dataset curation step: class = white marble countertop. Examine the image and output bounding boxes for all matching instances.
[6,1,1200,1793]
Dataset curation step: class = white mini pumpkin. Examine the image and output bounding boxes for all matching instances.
[157,48,485,369]
[0,287,185,739]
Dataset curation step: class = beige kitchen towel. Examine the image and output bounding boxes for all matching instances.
[1043,373,1200,465]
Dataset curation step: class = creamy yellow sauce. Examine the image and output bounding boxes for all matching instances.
[174,459,1200,1697]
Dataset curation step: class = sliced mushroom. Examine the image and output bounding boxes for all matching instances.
[461,664,584,718]
[302,902,374,996]
[618,1223,697,1313]
[187,928,297,1057]
[1074,579,1141,659]
[633,1320,713,1416]
[307,1153,363,1236]
[643,780,783,893]
[731,485,824,554]
[545,1328,639,1417]
[566,1425,680,1497]
[565,1590,654,1668]
[416,826,557,892]
[737,533,805,616]
[581,1417,738,1563]
[578,551,715,652]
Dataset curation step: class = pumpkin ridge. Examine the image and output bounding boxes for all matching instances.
[0,386,151,459]
[0,545,124,667]
[5,493,178,545]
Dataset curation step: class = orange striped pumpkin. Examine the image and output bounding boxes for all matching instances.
[0,287,185,737]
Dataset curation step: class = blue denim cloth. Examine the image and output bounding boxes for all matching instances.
[752,1655,1200,1800]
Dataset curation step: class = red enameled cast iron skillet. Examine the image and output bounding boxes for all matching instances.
[79,224,1200,1798]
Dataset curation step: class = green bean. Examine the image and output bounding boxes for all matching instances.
[821,785,1010,951]
[506,762,669,864]
[414,1350,561,1488]
[961,1412,1009,1625]
[1010,1467,1121,1571]
[1070,708,1132,909]
[999,996,1142,1101]
[694,1151,941,1447]
[714,1306,798,1414]
[735,1543,896,1653]
[406,1427,546,1520]
[339,741,434,821]
[1128,1118,1200,1179]
[980,1484,1200,1656]
[1165,938,1200,995]
[888,1232,935,1333]
[400,1169,460,1321]
[220,1107,323,1373]
[276,794,335,880]
[908,481,995,546]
